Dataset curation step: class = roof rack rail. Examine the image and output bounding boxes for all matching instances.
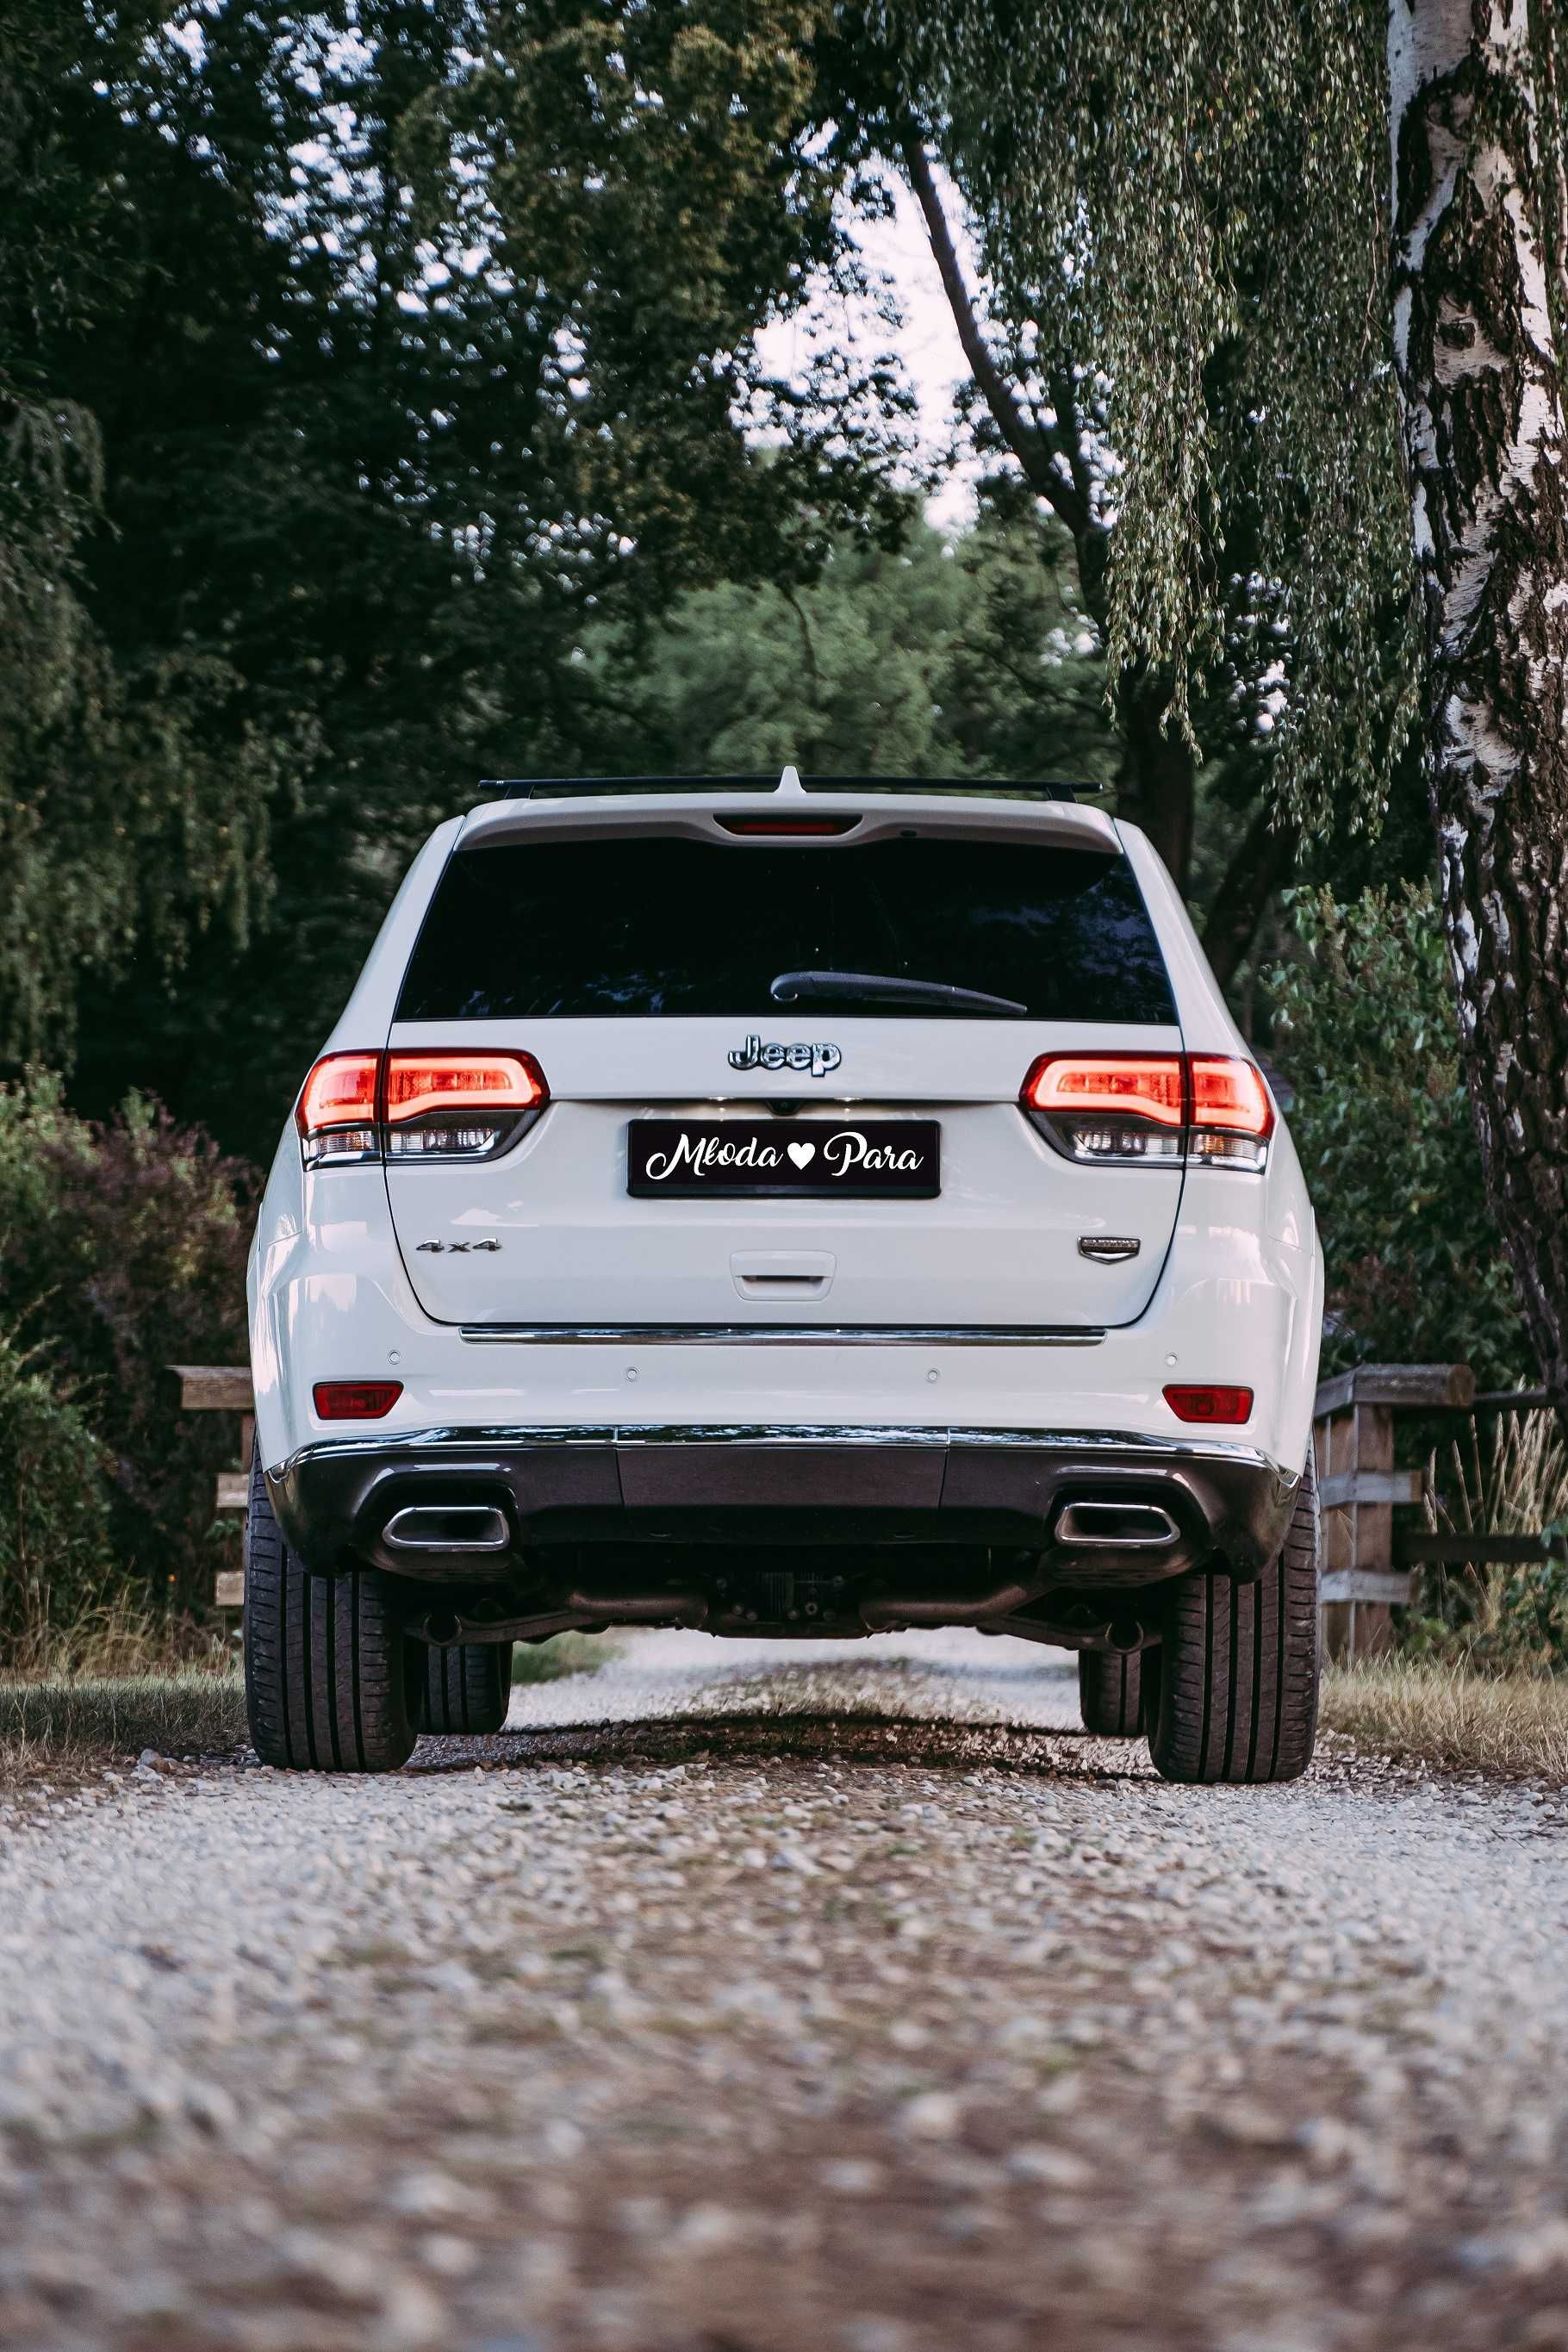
[477,768,1104,803]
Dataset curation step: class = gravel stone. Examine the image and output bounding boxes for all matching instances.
[2,1627,1567,2349]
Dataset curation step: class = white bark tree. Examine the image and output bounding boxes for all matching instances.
[1388,0,1568,1409]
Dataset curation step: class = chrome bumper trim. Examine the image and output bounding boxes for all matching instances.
[277,1423,1272,1476]
[457,1322,1106,1347]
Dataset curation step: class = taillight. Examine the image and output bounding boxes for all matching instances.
[1164,1384,1254,1424]
[1185,1057,1272,1168]
[296,1052,381,1167]
[384,1051,547,1160]
[296,1049,548,1168]
[1021,1053,1273,1171]
[314,1379,403,1421]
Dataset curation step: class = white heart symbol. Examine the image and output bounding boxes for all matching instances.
[787,1141,816,1170]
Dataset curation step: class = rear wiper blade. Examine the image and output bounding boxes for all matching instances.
[769,969,1028,1017]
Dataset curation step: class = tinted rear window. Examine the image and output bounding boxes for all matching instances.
[396,837,1175,1024]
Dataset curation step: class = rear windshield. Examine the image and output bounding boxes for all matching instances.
[396,837,1176,1024]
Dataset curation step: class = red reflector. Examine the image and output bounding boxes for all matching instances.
[716,815,861,837]
[1163,1384,1254,1424]
[383,1051,547,1123]
[314,1380,403,1421]
[296,1051,380,1137]
[1189,1055,1273,1139]
[1023,1053,1185,1125]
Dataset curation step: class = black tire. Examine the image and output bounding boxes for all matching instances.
[1145,1450,1321,1785]
[243,1455,420,1772]
[1078,1648,1145,1736]
[416,1641,514,1735]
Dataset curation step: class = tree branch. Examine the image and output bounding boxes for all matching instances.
[1200,798,1299,992]
[898,132,1094,550]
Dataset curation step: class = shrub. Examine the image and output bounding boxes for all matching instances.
[0,1075,257,1624]
[1267,886,1531,1390]
[0,1329,116,1657]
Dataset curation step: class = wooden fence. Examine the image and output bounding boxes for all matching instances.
[175,1360,1564,1648]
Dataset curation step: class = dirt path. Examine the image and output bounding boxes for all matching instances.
[3,1630,1568,2351]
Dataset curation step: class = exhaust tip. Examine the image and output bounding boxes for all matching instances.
[383,1503,511,1555]
[1055,1500,1180,1550]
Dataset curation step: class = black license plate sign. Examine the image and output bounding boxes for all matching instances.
[628,1119,940,1199]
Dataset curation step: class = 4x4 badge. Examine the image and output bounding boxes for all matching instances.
[728,1035,842,1078]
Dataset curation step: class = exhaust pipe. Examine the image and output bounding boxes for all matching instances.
[1055,1500,1180,1550]
[384,1503,511,1555]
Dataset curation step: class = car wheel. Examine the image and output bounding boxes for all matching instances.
[416,1640,514,1735]
[243,1455,420,1772]
[1078,1647,1144,1736]
[1145,1449,1320,1784]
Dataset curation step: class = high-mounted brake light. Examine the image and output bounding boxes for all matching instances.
[296,1049,549,1168]
[1021,1053,1274,1172]
[1163,1384,1254,1424]
[715,815,861,837]
[314,1380,403,1421]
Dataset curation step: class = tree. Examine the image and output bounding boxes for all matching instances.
[1387,3,1568,1428]
[17,1,918,1157]
[577,495,1117,787]
[885,1,1568,1424]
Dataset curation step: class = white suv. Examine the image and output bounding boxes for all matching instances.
[246,772,1322,1780]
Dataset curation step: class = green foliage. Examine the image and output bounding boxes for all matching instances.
[0,1078,255,1616]
[578,499,1116,785]
[877,0,1420,829]
[1267,888,1530,1388]
[0,1328,115,1655]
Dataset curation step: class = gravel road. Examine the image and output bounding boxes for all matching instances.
[3,1629,1568,2352]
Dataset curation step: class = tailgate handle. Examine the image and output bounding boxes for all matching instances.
[731,1250,835,1301]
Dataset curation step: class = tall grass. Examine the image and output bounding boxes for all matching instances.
[1414,1404,1568,1672]
[1322,1656,1568,1782]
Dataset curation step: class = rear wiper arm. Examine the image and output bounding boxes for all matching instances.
[769,969,1028,1017]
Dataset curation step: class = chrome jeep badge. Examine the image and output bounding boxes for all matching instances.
[727,1036,843,1078]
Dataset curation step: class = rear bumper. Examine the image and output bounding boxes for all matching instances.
[267,1422,1298,1584]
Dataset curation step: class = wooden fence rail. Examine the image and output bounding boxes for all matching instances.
[176,1360,1559,1649]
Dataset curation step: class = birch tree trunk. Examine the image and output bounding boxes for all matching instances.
[1388,0,1568,1416]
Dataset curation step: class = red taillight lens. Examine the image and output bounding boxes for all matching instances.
[1187,1056,1273,1167]
[314,1379,403,1421]
[384,1052,547,1124]
[296,1049,548,1167]
[1024,1055,1185,1124]
[383,1049,547,1161]
[1022,1053,1186,1165]
[296,1052,382,1167]
[1163,1384,1254,1424]
[1021,1052,1272,1170]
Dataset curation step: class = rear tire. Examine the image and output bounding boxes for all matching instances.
[1078,1648,1144,1736]
[416,1641,514,1735]
[1145,1451,1320,1784]
[244,1456,420,1772]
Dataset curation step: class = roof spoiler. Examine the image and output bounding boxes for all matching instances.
[477,766,1105,804]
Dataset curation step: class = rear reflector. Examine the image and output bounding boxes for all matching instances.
[1163,1384,1254,1424]
[314,1380,403,1421]
[1022,1053,1273,1170]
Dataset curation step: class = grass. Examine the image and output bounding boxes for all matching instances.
[0,1670,248,1789]
[1322,1655,1568,1783]
[512,1631,620,1683]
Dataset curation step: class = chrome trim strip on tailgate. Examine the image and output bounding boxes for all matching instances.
[457,1322,1106,1347]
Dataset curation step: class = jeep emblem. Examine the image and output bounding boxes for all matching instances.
[727,1035,842,1079]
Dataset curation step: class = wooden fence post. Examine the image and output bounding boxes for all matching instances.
[1312,1365,1474,1661]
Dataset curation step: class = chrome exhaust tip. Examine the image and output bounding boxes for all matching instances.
[383,1503,511,1554]
[1055,1500,1180,1550]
